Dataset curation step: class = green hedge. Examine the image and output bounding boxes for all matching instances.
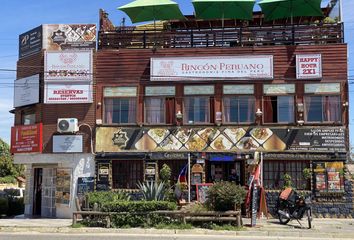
[86,191,131,209]
[102,201,177,228]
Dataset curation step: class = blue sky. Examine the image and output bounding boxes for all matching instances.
[0,0,353,145]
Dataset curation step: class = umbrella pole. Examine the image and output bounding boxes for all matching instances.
[222,9,224,47]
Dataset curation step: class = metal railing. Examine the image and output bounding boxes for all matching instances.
[99,23,344,49]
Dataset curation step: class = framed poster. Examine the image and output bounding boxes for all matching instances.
[56,168,72,205]
[196,183,213,203]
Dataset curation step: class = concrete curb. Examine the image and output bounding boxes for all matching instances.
[1,226,354,238]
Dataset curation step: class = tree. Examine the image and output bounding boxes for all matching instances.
[0,139,23,178]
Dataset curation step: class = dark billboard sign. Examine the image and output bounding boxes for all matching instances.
[19,25,43,59]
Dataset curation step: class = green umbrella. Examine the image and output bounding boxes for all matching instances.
[259,0,323,22]
[192,0,256,21]
[118,0,185,24]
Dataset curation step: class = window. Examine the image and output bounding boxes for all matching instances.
[104,87,137,124]
[263,161,310,190]
[144,86,175,124]
[158,160,187,183]
[183,85,214,124]
[112,160,143,189]
[223,96,255,123]
[104,98,136,124]
[184,96,211,123]
[263,96,294,123]
[304,95,341,123]
[22,113,35,125]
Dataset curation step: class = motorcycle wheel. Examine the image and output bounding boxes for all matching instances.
[307,209,312,229]
[278,207,291,225]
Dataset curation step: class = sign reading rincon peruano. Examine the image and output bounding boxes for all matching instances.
[151,56,274,81]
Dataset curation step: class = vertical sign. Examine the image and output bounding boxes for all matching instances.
[296,54,322,79]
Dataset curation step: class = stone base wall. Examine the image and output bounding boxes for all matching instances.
[265,177,353,218]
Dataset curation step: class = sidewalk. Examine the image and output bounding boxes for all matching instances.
[0,217,353,239]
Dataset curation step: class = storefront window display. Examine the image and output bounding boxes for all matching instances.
[313,162,344,196]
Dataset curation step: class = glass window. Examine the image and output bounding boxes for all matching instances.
[304,95,341,123]
[145,97,165,124]
[223,96,255,123]
[263,96,294,123]
[112,160,143,189]
[184,96,210,123]
[22,113,35,125]
[263,161,310,190]
[104,98,136,124]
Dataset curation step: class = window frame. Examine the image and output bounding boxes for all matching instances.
[263,160,310,190]
[303,94,342,124]
[262,94,295,124]
[222,95,256,124]
[112,160,143,189]
[144,96,167,125]
[183,95,212,124]
[103,96,137,125]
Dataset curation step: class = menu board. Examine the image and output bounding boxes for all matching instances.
[77,177,94,197]
[196,183,212,203]
[314,162,344,195]
[56,168,71,205]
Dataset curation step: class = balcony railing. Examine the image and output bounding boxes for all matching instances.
[99,23,344,49]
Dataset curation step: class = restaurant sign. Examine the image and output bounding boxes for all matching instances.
[11,123,43,154]
[296,54,322,79]
[19,24,96,59]
[44,82,93,104]
[96,127,346,153]
[151,55,273,81]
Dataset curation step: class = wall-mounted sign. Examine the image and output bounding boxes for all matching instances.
[14,74,40,107]
[44,82,93,104]
[19,25,43,59]
[151,55,274,81]
[96,127,346,153]
[196,183,212,203]
[11,123,43,154]
[296,54,322,79]
[19,24,96,59]
[43,24,96,51]
[44,50,93,81]
[53,135,83,153]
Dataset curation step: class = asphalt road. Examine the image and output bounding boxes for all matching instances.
[0,233,349,240]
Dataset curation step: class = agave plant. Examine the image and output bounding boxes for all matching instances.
[137,181,166,201]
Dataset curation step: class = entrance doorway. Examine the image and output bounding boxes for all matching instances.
[33,168,43,216]
[208,161,244,185]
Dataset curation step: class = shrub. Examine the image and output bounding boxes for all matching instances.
[206,181,246,211]
[86,190,131,209]
[137,181,167,201]
[101,200,177,228]
[0,176,16,184]
[283,173,293,188]
[159,164,171,186]
[0,197,8,216]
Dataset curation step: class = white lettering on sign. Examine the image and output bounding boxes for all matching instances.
[296,54,322,79]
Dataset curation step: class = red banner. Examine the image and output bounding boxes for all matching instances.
[11,123,43,154]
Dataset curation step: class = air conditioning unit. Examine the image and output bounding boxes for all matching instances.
[57,118,79,133]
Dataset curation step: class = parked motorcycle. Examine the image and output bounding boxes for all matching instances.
[277,188,312,229]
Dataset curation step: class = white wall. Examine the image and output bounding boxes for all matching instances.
[15,153,95,219]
